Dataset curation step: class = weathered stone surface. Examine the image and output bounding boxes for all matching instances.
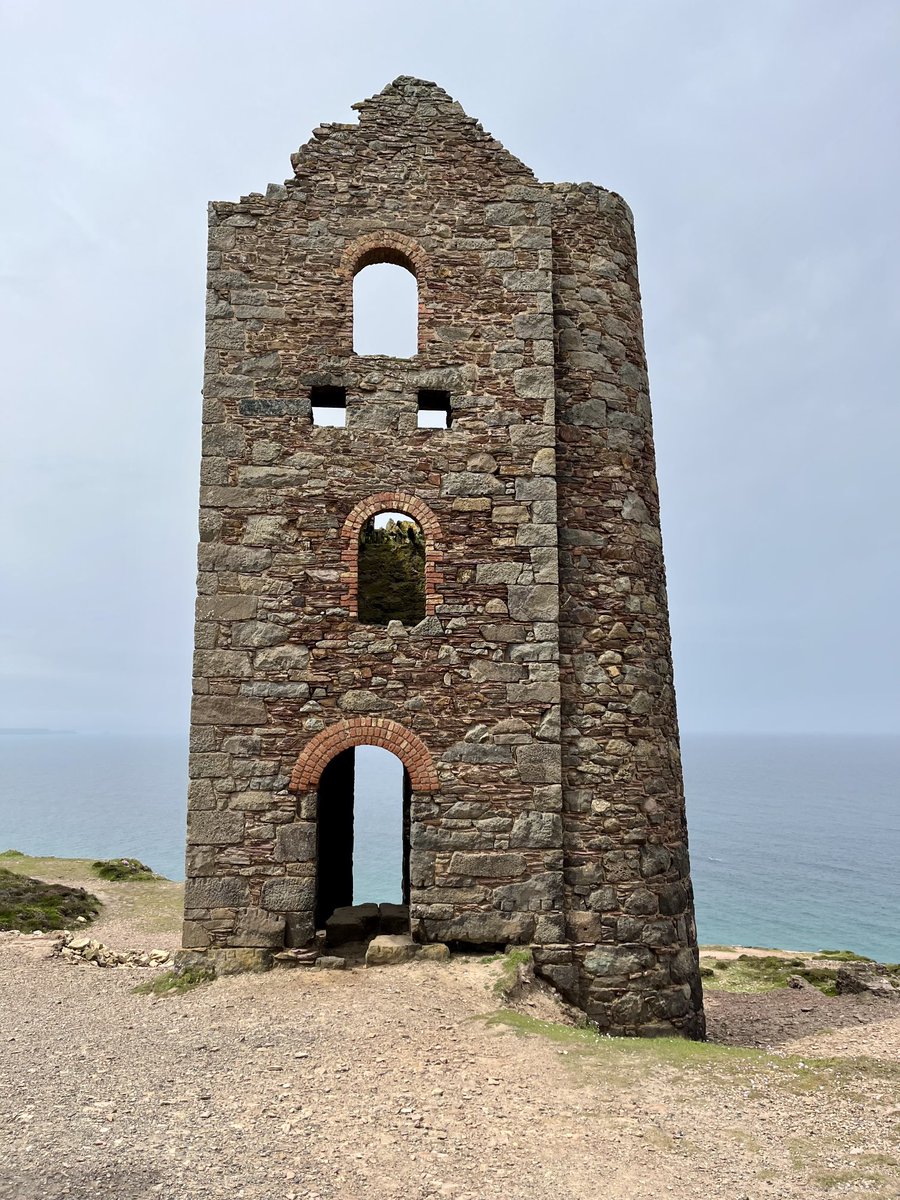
[182,76,704,1040]
[315,956,347,970]
[253,644,310,672]
[448,852,527,879]
[365,933,416,966]
[326,903,380,946]
[191,696,267,726]
[274,822,316,863]
[187,811,243,845]
[507,585,558,622]
[261,878,315,912]
[417,942,450,962]
[185,877,249,910]
[379,903,410,935]
[232,906,285,948]
[510,811,562,848]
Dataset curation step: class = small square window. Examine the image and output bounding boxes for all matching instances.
[310,385,347,427]
[417,389,450,429]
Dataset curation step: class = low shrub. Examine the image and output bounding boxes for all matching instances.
[91,858,156,882]
[0,867,100,932]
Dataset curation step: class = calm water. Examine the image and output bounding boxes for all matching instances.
[0,733,897,961]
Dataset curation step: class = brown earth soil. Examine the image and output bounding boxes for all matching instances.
[1,860,898,1200]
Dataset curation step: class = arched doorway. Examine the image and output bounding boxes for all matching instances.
[315,744,412,930]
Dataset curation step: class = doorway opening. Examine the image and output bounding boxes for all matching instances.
[315,745,411,936]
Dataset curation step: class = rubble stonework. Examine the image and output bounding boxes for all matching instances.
[183,76,705,1038]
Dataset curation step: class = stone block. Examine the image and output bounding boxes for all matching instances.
[231,621,290,649]
[232,906,286,948]
[196,594,259,622]
[253,644,310,672]
[261,877,315,912]
[274,822,316,863]
[513,367,554,399]
[187,811,243,845]
[366,934,416,966]
[191,696,267,726]
[185,877,249,909]
[475,563,524,585]
[379,903,410,935]
[507,584,558,622]
[440,472,505,497]
[417,943,450,962]
[510,811,562,848]
[326,903,380,945]
[448,852,527,879]
[515,744,562,784]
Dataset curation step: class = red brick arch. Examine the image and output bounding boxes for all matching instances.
[339,230,428,281]
[339,231,433,354]
[289,717,439,792]
[340,491,443,617]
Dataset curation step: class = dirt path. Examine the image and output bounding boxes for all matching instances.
[1,864,898,1200]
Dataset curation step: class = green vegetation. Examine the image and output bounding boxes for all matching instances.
[0,866,100,932]
[702,954,840,994]
[813,949,874,962]
[91,857,157,882]
[484,1011,900,1096]
[0,849,25,858]
[491,947,534,998]
[133,966,214,996]
[358,517,425,626]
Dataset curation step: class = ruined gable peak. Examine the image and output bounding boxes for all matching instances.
[291,76,535,182]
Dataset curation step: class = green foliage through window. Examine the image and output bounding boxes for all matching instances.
[358,516,426,626]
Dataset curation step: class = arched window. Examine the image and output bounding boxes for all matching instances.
[357,512,425,626]
[352,260,418,357]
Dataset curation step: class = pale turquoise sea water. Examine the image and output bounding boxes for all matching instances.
[0,733,897,961]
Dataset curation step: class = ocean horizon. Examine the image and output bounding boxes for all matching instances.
[1,731,897,962]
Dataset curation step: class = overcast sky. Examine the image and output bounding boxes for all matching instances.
[1,1,897,735]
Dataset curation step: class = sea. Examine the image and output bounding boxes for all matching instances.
[1,733,897,962]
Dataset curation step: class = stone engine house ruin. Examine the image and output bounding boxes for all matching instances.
[183,77,705,1039]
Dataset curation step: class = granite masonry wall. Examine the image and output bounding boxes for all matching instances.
[183,76,705,1038]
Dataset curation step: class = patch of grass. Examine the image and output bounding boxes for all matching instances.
[814,949,875,962]
[133,966,214,996]
[702,954,839,995]
[813,1166,893,1190]
[0,849,25,858]
[91,857,157,882]
[484,1010,900,1095]
[0,866,101,932]
[492,947,533,998]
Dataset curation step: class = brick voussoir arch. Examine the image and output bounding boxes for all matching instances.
[339,231,433,353]
[340,490,443,616]
[339,230,428,281]
[290,717,439,793]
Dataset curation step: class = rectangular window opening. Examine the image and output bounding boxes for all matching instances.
[417,389,451,429]
[310,385,347,427]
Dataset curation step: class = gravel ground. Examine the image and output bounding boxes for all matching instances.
[1,873,898,1200]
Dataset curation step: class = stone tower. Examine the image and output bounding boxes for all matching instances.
[184,77,705,1039]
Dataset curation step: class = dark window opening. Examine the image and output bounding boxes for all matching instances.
[417,389,451,429]
[316,746,411,932]
[358,512,426,626]
[310,385,347,427]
